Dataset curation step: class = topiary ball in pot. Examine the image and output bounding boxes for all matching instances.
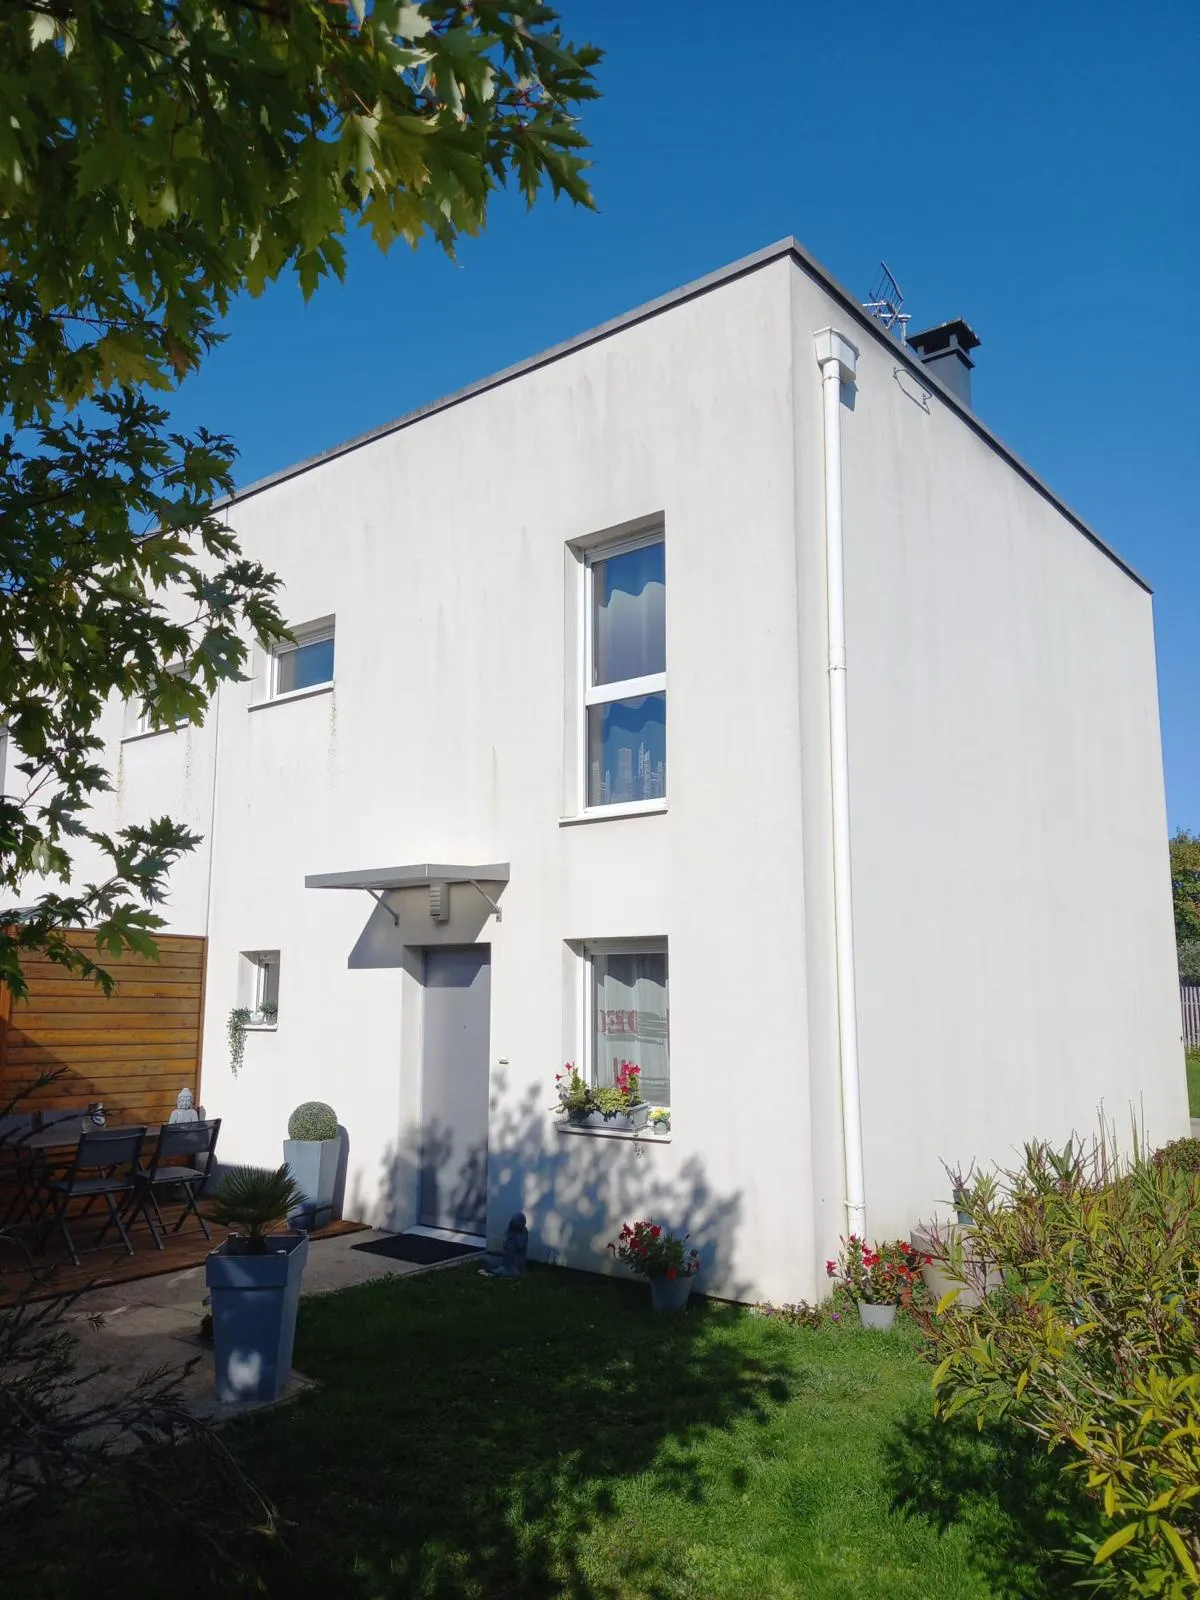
[287,1101,338,1142]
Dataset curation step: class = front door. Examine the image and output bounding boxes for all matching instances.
[418,947,490,1234]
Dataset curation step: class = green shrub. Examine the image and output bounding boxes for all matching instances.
[1155,1136,1200,1174]
[287,1101,338,1141]
[918,1136,1200,1593]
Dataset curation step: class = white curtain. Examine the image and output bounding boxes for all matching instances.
[593,950,669,1106]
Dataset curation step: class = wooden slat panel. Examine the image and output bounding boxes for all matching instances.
[7,1027,199,1046]
[7,1042,199,1064]
[21,981,202,1001]
[0,935,206,1120]
[16,964,203,986]
[16,997,202,1019]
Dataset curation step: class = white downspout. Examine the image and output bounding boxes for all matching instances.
[813,328,866,1239]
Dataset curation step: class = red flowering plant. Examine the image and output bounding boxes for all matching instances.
[553,1061,644,1122]
[825,1236,931,1305]
[608,1219,700,1281]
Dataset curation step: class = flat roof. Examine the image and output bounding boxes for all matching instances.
[234,237,1149,594]
[305,863,510,892]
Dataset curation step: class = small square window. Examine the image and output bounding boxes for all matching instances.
[582,535,665,809]
[272,621,334,697]
[586,941,669,1107]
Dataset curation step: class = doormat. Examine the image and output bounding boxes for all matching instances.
[351,1232,484,1266]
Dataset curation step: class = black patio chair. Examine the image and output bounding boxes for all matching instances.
[37,1126,147,1267]
[131,1119,221,1248]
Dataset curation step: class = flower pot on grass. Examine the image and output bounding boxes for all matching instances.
[827,1235,929,1327]
[857,1300,898,1331]
[204,1165,306,1404]
[649,1273,694,1313]
[609,1218,701,1312]
[283,1100,341,1230]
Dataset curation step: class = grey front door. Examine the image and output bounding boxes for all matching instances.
[418,947,491,1234]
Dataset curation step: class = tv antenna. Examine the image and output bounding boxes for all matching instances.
[863,262,910,342]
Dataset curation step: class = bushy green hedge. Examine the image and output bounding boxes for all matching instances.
[918,1137,1200,1592]
[287,1101,338,1142]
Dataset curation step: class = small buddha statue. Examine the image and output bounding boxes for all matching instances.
[168,1086,199,1124]
[479,1212,529,1278]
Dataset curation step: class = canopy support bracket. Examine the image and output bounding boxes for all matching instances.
[367,888,399,927]
[468,880,503,922]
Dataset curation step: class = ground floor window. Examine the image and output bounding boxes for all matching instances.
[239,950,280,1025]
[587,940,669,1107]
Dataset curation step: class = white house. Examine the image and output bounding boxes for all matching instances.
[80,238,1187,1305]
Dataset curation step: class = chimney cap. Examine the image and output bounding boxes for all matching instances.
[907,318,981,361]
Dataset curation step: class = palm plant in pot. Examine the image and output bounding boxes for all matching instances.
[204,1165,306,1404]
[826,1236,930,1329]
[608,1218,700,1312]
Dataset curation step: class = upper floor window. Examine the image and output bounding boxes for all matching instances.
[136,663,188,735]
[584,535,665,808]
[272,618,335,698]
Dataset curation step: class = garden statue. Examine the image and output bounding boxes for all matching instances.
[169,1086,199,1124]
[479,1212,529,1278]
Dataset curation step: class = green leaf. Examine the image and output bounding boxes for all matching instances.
[1093,1523,1139,1565]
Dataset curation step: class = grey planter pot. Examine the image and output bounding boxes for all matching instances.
[283,1136,340,1229]
[649,1273,694,1313]
[857,1300,898,1330]
[205,1231,309,1404]
[911,1224,1002,1311]
[565,1102,652,1132]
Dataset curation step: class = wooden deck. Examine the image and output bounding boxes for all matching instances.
[0,1203,366,1303]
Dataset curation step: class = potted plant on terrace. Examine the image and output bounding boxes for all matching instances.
[553,1061,650,1132]
[609,1219,700,1312]
[204,1165,306,1404]
[283,1100,340,1230]
[826,1235,930,1330]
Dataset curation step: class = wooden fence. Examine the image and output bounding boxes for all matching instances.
[0,934,207,1125]
[1184,984,1200,1052]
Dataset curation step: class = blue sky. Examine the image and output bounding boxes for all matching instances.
[168,0,1200,829]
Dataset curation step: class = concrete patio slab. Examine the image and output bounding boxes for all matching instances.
[58,1229,467,1421]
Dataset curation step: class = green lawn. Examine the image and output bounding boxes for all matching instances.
[1188,1048,1200,1117]
[10,1267,1084,1599]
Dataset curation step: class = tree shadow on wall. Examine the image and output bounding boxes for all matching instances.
[348,1071,752,1304]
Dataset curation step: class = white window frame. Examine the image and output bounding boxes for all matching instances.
[270,617,335,701]
[135,663,188,736]
[580,531,666,815]
[580,936,669,1106]
[240,949,280,1028]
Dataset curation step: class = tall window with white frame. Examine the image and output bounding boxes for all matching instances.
[586,940,670,1107]
[584,534,665,809]
[272,618,335,698]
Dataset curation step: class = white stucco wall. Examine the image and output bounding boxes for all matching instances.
[193,258,818,1305]
[786,263,1186,1245]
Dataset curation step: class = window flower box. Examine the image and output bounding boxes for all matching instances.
[553,1061,650,1133]
[564,1102,652,1133]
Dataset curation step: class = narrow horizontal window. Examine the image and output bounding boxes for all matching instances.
[273,621,335,697]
